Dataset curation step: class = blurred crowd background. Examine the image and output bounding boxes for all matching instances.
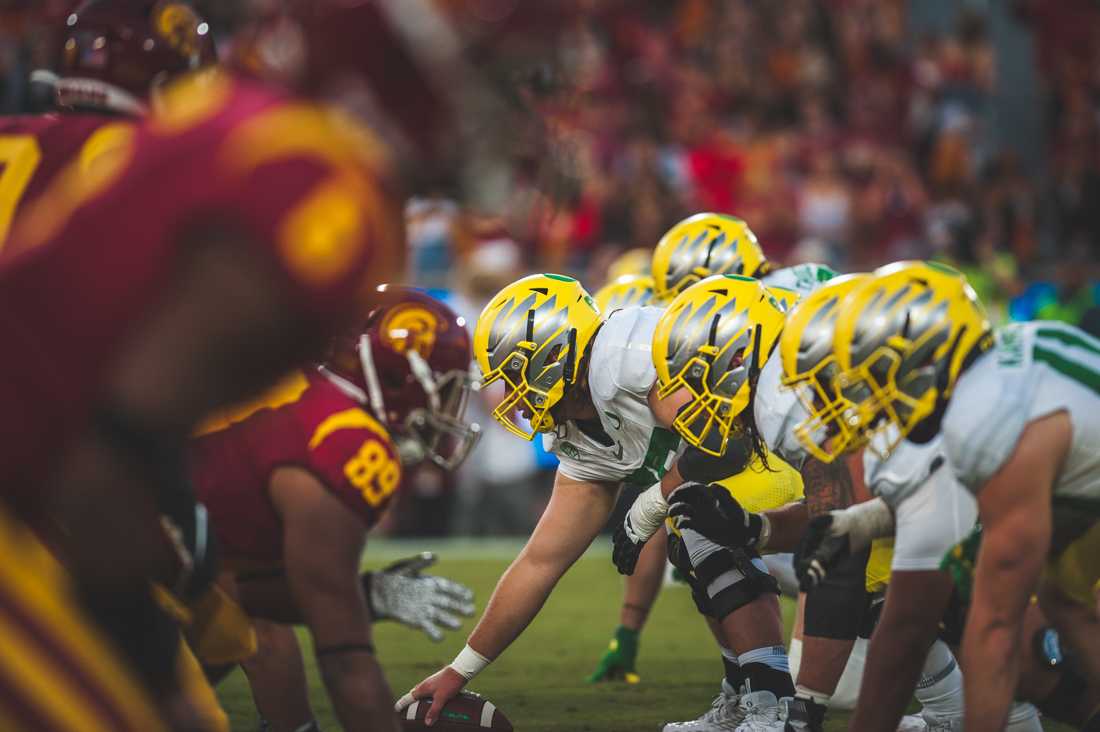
[3,0,1099,535]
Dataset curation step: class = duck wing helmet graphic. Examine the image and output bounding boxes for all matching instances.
[832,261,990,457]
[653,275,786,456]
[474,274,602,440]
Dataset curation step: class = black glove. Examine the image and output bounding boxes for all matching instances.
[794,514,850,591]
[612,515,645,576]
[667,483,765,549]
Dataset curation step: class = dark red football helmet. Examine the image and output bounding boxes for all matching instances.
[33,0,215,115]
[321,285,480,470]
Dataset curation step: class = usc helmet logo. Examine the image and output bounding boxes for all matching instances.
[381,304,446,358]
[154,2,204,59]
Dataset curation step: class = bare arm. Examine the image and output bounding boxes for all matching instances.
[272,467,400,732]
[760,502,810,552]
[403,470,619,725]
[962,413,1067,732]
[800,455,856,517]
[467,471,620,657]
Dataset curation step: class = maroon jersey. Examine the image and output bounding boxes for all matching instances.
[189,370,401,563]
[0,71,402,490]
[0,113,135,254]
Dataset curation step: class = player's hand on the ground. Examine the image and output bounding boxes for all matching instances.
[364,552,476,641]
[612,484,670,575]
[396,666,467,727]
[586,625,640,683]
[667,483,764,549]
[793,513,849,590]
[612,518,645,575]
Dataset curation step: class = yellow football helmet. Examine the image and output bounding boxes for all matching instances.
[651,213,770,302]
[777,273,871,462]
[830,261,992,458]
[767,285,801,313]
[594,274,657,312]
[653,274,787,456]
[473,274,602,440]
[607,248,652,280]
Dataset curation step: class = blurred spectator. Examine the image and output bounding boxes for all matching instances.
[9,0,1100,537]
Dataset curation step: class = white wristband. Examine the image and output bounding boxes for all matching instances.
[757,513,772,550]
[627,482,670,542]
[449,644,490,680]
[833,497,895,552]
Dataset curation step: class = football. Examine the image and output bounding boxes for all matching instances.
[401,690,513,731]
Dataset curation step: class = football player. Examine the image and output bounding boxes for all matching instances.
[814,262,1100,732]
[628,274,851,731]
[600,215,835,731]
[0,2,222,729]
[588,258,806,701]
[190,287,479,732]
[0,1,560,728]
[0,0,215,255]
[587,271,666,685]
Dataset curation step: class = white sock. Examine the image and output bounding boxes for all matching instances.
[1005,702,1042,732]
[915,640,964,719]
[829,636,867,711]
[795,685,831,706]
[738,645,791,674]
[788,637,802,679]
[721,645,740,665]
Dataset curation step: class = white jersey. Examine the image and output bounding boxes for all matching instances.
[753,264,839,467]
[942,321,1100,505]
[862,429,948,509]
[761,263,838,297]
[754,350,812,468]
[544,306,681,485]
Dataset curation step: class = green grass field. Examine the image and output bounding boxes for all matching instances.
[215,538,1072,731]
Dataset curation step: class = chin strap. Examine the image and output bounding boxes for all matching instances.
[407,349,442,411]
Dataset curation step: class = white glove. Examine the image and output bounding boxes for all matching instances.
[363,552,475,642]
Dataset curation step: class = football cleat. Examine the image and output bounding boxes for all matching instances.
[782,697,824,731]
[732,691,786,731]
[897,715,930,731]
[661,679,745,732]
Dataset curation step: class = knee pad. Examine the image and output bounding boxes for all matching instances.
[703,548,780,621]
[804,547,872,640]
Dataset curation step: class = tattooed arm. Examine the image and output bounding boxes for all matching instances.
[799,454,858,517]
